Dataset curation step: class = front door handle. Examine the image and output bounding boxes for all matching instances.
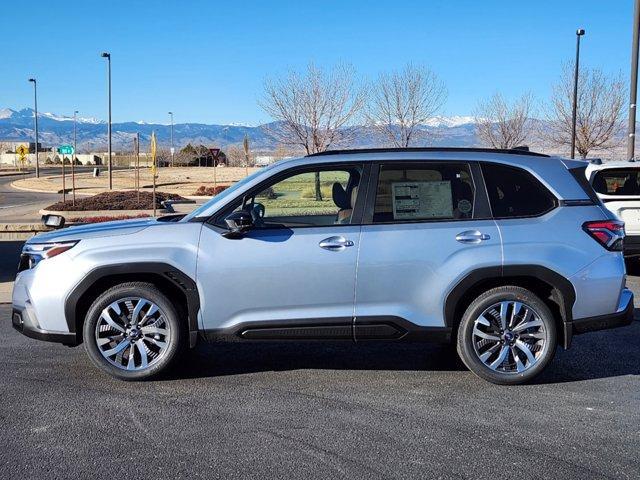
[455,230,491,244]
[319,236,355,251]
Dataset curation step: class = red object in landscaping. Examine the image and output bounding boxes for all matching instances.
[193,185,229,196]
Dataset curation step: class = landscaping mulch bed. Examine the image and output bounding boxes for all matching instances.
[45,191,186,211]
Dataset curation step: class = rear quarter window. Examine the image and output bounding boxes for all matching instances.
[481,163,557,218]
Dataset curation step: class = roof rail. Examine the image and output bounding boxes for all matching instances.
[306,147,550,158]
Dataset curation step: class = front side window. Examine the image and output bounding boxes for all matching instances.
[592,168,640,196]
[482,163,556,218]
[373,163,475,223]
[221,166,362,228]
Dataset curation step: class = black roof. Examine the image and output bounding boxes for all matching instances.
[306,147,550,158]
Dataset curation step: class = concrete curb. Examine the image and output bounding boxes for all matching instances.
[0,223,50,241]
[9,180,91,196]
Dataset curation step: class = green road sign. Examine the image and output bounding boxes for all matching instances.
[57,145,74,155]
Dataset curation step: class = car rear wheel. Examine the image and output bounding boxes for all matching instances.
[457,286,557,385]
[83,282,184,380]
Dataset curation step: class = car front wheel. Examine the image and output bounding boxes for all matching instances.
[457,286,557,385]
[83,282,184,380]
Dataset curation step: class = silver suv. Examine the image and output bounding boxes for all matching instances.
[11,148,634,385]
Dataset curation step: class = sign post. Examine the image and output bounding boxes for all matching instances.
[243,134,250,178]
[150,132,158,217]
[57,145,74,204]
[16,145,28,172]
[209,148,220,189]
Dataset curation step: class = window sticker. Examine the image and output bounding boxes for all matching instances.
[391,181,453,220]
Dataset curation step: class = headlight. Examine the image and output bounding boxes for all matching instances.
[19,241,79,271]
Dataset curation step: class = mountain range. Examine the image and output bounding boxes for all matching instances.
[0,107,483,153]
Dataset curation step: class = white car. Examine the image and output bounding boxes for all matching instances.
[586,161,640,257]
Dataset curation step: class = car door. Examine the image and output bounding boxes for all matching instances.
[197,163,368,340]
[353,161,502,339]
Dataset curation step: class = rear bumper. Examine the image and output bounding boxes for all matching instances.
[624,235,640,257]
[565,289,634,347]
[12,307,78,346]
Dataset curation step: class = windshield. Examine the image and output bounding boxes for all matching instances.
[592,168,640,196]
[182,165,277,221]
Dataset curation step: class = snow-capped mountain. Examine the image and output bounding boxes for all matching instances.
[0,107,483,151]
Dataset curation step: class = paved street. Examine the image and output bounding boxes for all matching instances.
[0,173,60,223]
[1,290,639,478]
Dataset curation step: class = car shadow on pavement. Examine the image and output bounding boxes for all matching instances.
[167,317,640,383]
[537,314,640,384]
[169,341,466,380]
[0,241,23,283]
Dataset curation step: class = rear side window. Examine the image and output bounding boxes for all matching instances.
[591,168,640,196]
[481,163,556,218]
[373,163,475,223]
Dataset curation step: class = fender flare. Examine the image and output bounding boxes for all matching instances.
[64,262,200,347]
[443,265,576,347]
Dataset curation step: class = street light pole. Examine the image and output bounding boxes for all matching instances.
[72,110,78,205]
[28,78,39,177]
[168,111,174,167]
[571,28,586,159]
[629,0,640,160]
[101,52,113,189]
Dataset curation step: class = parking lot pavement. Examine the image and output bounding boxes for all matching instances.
[1,303,639,479]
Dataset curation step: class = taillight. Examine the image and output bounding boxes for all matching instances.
[582,220,625,251]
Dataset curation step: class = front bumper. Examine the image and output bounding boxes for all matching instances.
[12,307,78,346]
[565,288,634,347]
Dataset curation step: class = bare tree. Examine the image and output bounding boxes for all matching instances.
[261,63,365,199]
[546,64,625,158]
[226,143,252,167]
[474,92,534,149]
[367,64,447,147]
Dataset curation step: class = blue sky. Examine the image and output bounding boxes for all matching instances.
[1,0,634,125]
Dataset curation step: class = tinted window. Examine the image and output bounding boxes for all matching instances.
[482,163,556,218]
[592,168,640,196]
[373,163,475,223]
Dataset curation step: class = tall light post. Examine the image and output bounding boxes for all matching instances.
[72,110,78,205]
[168,111,174,167]
[628,0,640,160]
[571,28,586,159]
[101,52,113,189]
[28,78,39,177]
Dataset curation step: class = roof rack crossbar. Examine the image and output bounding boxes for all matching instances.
[307,147,549,158]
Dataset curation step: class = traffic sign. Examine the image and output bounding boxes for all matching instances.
[57,145,74,155]
[16,145,28,157]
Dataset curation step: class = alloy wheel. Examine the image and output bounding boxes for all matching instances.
[95,297,171,371]
[472,300,548,374]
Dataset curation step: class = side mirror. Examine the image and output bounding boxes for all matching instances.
[42,214,66,229]
[223,210,254,239]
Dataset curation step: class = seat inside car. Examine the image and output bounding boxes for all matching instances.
[333,182,358,224]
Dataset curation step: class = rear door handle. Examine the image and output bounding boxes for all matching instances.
[455,230,491,244]
[319,236,355,251]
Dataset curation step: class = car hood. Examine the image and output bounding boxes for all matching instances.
[27,217,159,244]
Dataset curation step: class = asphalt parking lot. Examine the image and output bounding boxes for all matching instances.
[1,287,640,479]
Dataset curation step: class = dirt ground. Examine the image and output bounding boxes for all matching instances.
[11,166,261,196]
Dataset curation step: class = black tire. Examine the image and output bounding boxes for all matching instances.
[456,286,557,385]
[83,282,185,380]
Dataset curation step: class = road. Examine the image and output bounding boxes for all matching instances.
[0,173,60,222]
[1,293,639,478]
